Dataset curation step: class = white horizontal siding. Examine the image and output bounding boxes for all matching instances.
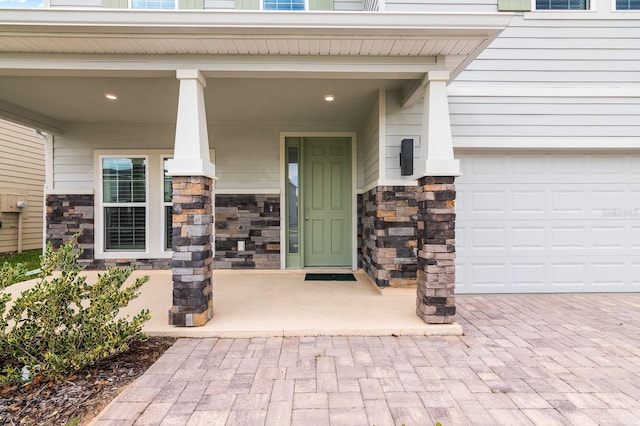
[334,0,364,10]
[53,121,358,193]
[385,0,496,12]
[450,13,640,141]
[0,120,44,253]
[204,0,234,9]
[449,95,640,138]
[52,123,174,192]
[456,15,640,86]
[361,97,379,189]
[384,90,422,182]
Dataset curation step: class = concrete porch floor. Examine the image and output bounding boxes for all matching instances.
[120,269,462,338]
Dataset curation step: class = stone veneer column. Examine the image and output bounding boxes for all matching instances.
[416,176,456,324]
[168,176,214,327]
[362,186,419,288]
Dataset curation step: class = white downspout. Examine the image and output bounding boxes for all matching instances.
[36,129,52,254]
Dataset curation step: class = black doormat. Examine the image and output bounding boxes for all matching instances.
[304,273,357,281]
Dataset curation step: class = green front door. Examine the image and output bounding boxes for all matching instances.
[302,138,352,267]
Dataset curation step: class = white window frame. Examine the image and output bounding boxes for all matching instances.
[531,0,595,10]
[161,155,173,253]
[262,0,308,11]
[129,0,177,10]
[95,150,173,260]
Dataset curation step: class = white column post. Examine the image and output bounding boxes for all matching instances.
[167,69,215,178]
[416,70,460,177]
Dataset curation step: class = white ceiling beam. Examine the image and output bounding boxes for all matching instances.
[0,99,63,135]
[0,54,440,80]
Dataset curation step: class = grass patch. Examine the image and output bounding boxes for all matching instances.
[0,249,42,275]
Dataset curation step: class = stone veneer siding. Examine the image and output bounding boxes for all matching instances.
[416,176,457,324]
[168,176,214,327]
[46,194,171,270]
[214,195,280,269]
[46,194,95,263]
[361,186,419,288]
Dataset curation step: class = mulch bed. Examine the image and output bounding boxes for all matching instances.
[0,336,176,426]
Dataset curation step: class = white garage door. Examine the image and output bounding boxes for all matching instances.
[456,152,640,294]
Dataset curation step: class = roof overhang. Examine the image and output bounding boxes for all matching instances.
[0,10,512,77]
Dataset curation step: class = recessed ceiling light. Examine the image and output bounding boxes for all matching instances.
[104,93,118,101]
[324,94,335,102]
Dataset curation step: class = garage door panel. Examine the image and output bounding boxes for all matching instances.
[468,156,507,176]
[512,155,547,175]
[551,156,586,175]
[460,154,640,184]
[512,227,545,249]
[550,226,587,249]
[632,191,640,209]
[591,156,628,175]
[633,227,640,249]
[551,263,585,286]
[456,152,638,294]
[460,221,634,253]
[591,226,629,249]
[511,263,546,287]
[470,191,504,212]
[633,264,640,285]
[471,227,505,248]
[512,191,545,213]
[468,263,507,286]
[591,190,626,211]
[459,184,637,220]
[550,191,587,213]
[591,263,627,287]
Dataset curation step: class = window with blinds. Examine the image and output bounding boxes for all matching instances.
[102,157,147,251]
[535,0,588,9]
[264,0,305,10]
[616,0,640,9]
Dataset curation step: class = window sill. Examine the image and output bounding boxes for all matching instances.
[96,251,173,260]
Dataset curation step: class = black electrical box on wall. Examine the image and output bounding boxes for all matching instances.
[400,138,414,176]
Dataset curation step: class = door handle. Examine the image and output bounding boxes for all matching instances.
[304,207,310,221]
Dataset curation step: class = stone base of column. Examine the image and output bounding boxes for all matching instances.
[168,175,214,327]
[416,176,457,324]
[168,299,213,327]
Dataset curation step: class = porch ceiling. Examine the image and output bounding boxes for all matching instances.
[0,9,512,133]
[0,76,401,128]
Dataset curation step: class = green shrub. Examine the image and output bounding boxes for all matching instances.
[0,238,150,384]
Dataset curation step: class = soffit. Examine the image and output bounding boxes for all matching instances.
[0,10,512,76]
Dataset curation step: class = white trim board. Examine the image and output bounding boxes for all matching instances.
[45,189,94,195]
[216,188,280,195]
[454,137,640,150]
[448,86,640,98]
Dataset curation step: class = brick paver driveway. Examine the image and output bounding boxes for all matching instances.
[94,294,640,425]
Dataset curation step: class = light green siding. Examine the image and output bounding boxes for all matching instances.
[498,0,530,11]
[234,0,259,8]
[179,0,204,7]
[309,0,334,9]
[102,0,127,7]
